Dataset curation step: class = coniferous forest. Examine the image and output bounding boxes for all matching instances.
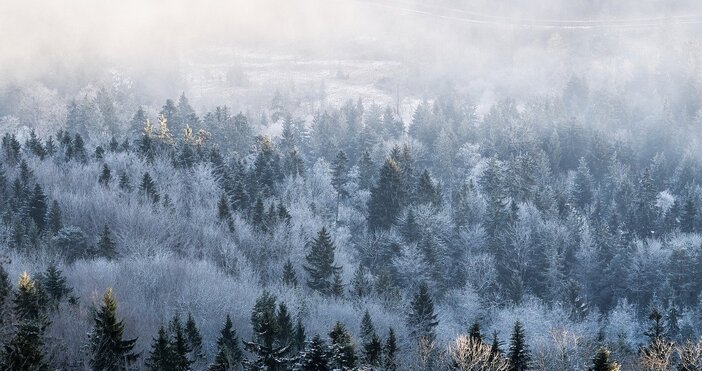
[3,0,702,370]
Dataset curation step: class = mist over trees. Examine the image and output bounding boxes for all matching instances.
[1,0,702,370]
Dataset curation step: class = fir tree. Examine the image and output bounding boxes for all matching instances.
[185,312,204,361]
[384,327,398,371]
[41,263,72,309]
[469,320,482,343]
[507,320,530,371]
[277,302,294,352]
[331,269,344,299]
[140,172,160,204]
[304,227,341,296]
[29,183,48,232]
[0,262,9,317]
[88,288,139,370]
[118,172,132,192]
[331,151,349,223]
[299,334,329,371]
[97,224,118,260]
[146,326,174,371]
[368,158,404,231]
[2,321,49,371]
[293,317,307,353]
[588,347,620,371]
[282,259,298,288]
[359,310,376,345]
[407,282,439,343]
[349,264,372,300]
[243,291,288,370]
[170,313,193,371]
[99,163,111,186]
[14,272,44,321]
[490,331,502,359]
[208,314,242,371]
[46,200,63,235]
[218,193,232,222]
[357,151,375,190]
[328,321,357,369]
[644,309,665,343]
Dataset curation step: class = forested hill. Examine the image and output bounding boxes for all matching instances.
[1,86,702,370]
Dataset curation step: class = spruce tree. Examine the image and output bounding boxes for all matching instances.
[384,327,398,371]
[217,193,232,222]
[209,314,242,371]
[185,312,204,361]
[644,309,665,343]
[97,224,118,260]
[146,326,174,371]
[588,347,620,371]
[29,183,48,232]
[331,269,344,299]
[507,320,530,371]
[407,282,438,343]
[349,264,372,300]
[46,200,63,235]
[331,151,349,223]
[368,158,404,231]
[99,163,111,186]
[282,259,298,288]
[140,172,160,204]
[41,263,72,309]
[359,310,375,345]
[357,151,375,190]
[328,321,357,369]
[14,272,44,321]
[243,291,288,370]
[170,313,193,371]
[277,302,294,352]
[2,320,49,371]
[118,172,132,192]
[469,320,482,343]
[0,262,9,318]
[293,317,307,353]
[88,288,138,370]
[304,227,341,296]
[299,334,330,371]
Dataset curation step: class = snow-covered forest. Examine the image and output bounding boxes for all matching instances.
[2,0,702,370]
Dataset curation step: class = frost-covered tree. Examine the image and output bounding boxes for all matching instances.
[88,288,138,370]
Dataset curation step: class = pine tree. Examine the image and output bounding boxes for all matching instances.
[358,151,375,190]
[328,321,357,369]
[507,320,530,371]
[99,163,111,186]
[572,158,593,209]
[681,198,697,233]
[29,183,48,232]
[0,262,9,317]
[46,200,63,235]
[140,172,160,204]
[304,227,341,296]
[644,309,665,343]
[299,334,330,371]
[359,310,376,345]
[218,193,232,222]
[415,169,441,207]
[368,158,404,231]
[170,313,193,371]
[88,288,138,370]
[331,269,344,299]
[97,224,118,260]
[588,347,620,371]
[118,172,132,192]
[331,151,349,223]
[185,312,204,361]
[146,326,174,371]
[252,197,266,232]
[208,314,242,371]
[490,331,502,359]
[282,259,298,288]
[384,327,398,371]
[407,282,439,343]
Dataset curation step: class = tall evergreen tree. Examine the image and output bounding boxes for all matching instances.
[407,282,439,343]
[46,200,63,235]
[282,259,298,288]
[88,288,138,371]
[588,347,620,371]
[209,314,242,371]
[99,163,111,186]
[469,321,482,343]
[97,224,118,260]
[41,263,72,309]
[146,326,174,371]
[276,302,294,352]
[185,312,204,361]
[328,321,357,369]
[331,151,349,223]
[299,334,329,371]
[293,317,307,353]
[29,183,48,232]
[2,320,49,371]
[384,327,398,371]
[140,172,160,204]
[304,227,341,296]
[507,320,530,371]
[169,313,193,371]
[349,264,372,300]
[368,158,404,231]
[243,291,288,370]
